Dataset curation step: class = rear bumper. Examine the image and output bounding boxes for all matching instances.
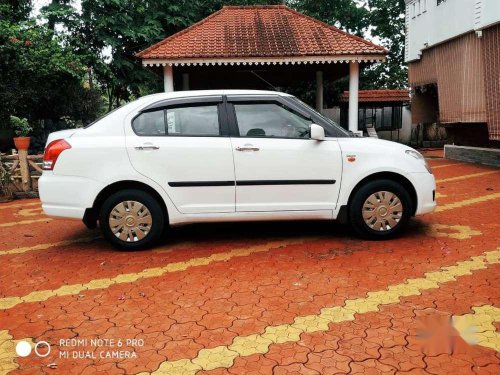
[408,172,436,215]
[39,173,104,220]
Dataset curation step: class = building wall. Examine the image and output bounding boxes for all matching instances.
[482,24,500,140]
[408,47,437,86]
[409,32,487,124]
[408,25,500,142]
[435,33,486,124]
[478,0,500,30]
[411,88,439,124]
[405,0,500,63]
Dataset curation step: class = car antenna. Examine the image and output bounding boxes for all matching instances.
[250,71,279,91]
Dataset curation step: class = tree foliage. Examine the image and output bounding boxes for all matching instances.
[1,0,32,22]
[66,0,284,110]
[0,0,101,150]
[362,0,407,89]
[290,0,369,36]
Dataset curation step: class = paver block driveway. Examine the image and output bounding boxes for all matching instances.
[0,150,499,374]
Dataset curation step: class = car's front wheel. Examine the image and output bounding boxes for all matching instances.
[349,179,412,239]
[99,189,165,250]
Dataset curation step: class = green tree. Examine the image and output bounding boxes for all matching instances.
[62,0,285,111]
[0,3,101,150]
[362,0,407,88]
[40,0,73,31]
[71,0,190,110]
[1,0,32,23]
[290,0,369,36]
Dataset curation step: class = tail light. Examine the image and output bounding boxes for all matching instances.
[43,139,71,170]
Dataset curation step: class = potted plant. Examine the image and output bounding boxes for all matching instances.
[10,115,33,151]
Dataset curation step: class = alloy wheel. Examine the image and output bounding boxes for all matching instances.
[362,191,403,231]
[108,200,152,242]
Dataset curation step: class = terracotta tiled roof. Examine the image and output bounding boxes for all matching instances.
[340,90,410,103]
[137,5,387,64]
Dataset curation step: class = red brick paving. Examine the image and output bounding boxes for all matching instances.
[1,155,499,374]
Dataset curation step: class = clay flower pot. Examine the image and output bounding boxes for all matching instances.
[14,136,31,151]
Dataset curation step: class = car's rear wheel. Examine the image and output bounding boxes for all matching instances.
[99,189,164,250]
[349,179,412,239]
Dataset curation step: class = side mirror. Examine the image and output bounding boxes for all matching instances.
[310,124,325,141]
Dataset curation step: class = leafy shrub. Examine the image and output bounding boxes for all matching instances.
[9,115,32,137]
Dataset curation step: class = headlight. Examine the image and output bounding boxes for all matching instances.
[405,150,433,174]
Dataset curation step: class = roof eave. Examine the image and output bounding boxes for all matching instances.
[141,54,387,67]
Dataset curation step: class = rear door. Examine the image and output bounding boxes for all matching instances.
[125,96,236,214]
[227,95,343,212]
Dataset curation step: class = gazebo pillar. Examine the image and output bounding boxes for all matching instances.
[163,65,174,92]
[315,71,323,112]
[348,62,360,133]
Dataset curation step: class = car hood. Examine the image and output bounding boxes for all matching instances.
[338,136,413,153]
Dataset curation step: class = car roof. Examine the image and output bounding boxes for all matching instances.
[142,89,293,101]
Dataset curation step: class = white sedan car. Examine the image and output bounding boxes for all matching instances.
[39,90,436,250]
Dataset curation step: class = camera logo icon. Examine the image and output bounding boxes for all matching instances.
[15,340,51,358]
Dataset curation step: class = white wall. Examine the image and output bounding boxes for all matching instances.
[479,0,500,29]
[405,0,500,62]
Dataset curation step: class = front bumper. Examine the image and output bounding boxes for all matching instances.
[408,172,437,215]
[39,172,104,220]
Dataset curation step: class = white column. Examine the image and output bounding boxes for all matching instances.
[182,73,189,91]
[163,65,174,92]
[315,70,323,112]
[348,61,360,133]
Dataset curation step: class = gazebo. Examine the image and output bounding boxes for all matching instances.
[137,5,387,133]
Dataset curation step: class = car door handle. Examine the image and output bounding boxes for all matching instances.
[135,145,160,151]
[236,144,260,152]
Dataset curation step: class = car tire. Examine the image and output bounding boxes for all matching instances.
[99,189,165,250]
[349,179,412,239]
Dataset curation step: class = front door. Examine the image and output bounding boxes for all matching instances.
[126,98,235,214]
[228,99,342,212]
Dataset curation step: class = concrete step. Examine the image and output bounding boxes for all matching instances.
[366,127,379,138]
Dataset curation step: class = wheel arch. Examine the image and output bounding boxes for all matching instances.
[346,172,418,217]
[83,180,169,229]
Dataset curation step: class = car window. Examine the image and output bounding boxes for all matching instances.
[234,103,312,139]
[132,105,221,136]
[132,110,165,136]
[167,105,220,136]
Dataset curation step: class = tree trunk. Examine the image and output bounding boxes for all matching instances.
[107,86,114,112]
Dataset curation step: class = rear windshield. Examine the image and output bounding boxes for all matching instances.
[84,96,157,128]
[84,107,121,128]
